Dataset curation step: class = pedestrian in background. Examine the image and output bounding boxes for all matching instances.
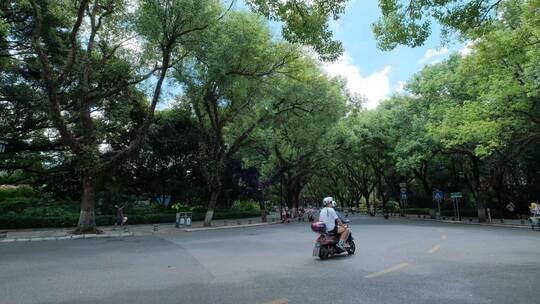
[114,205,128,227]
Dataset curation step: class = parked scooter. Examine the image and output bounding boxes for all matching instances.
[311,218,355,259]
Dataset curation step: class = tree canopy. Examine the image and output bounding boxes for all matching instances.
[1,0,539,229]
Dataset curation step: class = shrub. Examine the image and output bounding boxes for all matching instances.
[0,215,79,229]
[0,197,79,217]
[0,210,262,229]
[231,199,261,212]
[0,197,41,214]
[190,205,207,213]
[440,209,477,217]
[212,210,261,220]
[120,214,176,225]
[171,203,189,212]
[385,201,400,212]
[150,204,170,213]
[404,208,430,215]
[0,185,39,201]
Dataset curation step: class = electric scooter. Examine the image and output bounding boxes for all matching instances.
[311,218,355,260]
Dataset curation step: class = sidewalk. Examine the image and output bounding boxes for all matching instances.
[0,215,282,243]
[386,213,537,230]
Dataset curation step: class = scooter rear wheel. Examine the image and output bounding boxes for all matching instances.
[347,240,356,255]
[319,246,330,260]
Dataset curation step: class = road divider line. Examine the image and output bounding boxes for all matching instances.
[365,263,409,279]
[428,244,441,254]
[262,298,289,304]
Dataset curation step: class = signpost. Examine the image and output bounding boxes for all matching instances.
[450,192,462,198]
[450,192,462,221]
[432,190,443,219]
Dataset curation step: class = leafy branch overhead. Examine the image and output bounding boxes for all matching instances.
[373,0,506,50]
[246,0,347,61]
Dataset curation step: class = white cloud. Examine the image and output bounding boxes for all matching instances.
[396,81,406,93]
[323,53,391,109]
[418,47,449,65]
[460,41,475,57]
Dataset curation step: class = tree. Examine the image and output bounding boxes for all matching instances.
[116,108,205,206]
[246,0,347,61]
[373,0,507,50]
[253,61,347,210]
[176,12,300,226]
[6,0,222,232]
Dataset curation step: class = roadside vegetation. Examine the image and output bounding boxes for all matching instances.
[1,0,538,229]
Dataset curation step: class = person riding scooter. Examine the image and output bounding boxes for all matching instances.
[319,197,350,251]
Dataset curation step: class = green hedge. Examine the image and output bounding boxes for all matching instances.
[404,208,431,215]
[0,186,39,201]
[0,210,262,229]
[404,208,479,218]
[0,197,41,214]
[440,209,478,218]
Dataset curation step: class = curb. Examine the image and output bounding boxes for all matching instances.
[0,232,133,243]
[397,216,533,230]
[183,221,280,232]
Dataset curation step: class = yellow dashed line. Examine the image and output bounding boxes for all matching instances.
[365,263,409,279]
[262,298,289,304]
[428,244,441,254]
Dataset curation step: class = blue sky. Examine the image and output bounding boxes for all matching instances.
[233,0,469,109]
[157,0,470,110]
[320,0,469,109]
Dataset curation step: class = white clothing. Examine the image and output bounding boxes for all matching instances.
[319,207,338,232]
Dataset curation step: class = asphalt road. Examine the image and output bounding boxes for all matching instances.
[1,216,539,304]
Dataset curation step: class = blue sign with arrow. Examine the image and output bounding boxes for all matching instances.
[433,191,443,202]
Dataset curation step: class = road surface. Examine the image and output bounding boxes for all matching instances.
[1,216,539,304]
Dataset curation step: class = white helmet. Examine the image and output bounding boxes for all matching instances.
[323,197,335,207]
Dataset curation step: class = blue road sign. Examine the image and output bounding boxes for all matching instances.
[433,191,443,202]
[400,193,407,200]
[155,195,171,206]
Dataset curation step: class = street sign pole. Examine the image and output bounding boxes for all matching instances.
[433,190,443,219]
[400,184,407,216]
[456,198,461,221]
[453,198,457,220]
[450,192,462,221]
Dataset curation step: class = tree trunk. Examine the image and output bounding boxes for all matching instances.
[203,190,219,227]
[364,193,373,215]
[477,198,487,222]
[75,176,99,234]
[471,156,487,222]
[416,172,432,203]
[261,209,267,222]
